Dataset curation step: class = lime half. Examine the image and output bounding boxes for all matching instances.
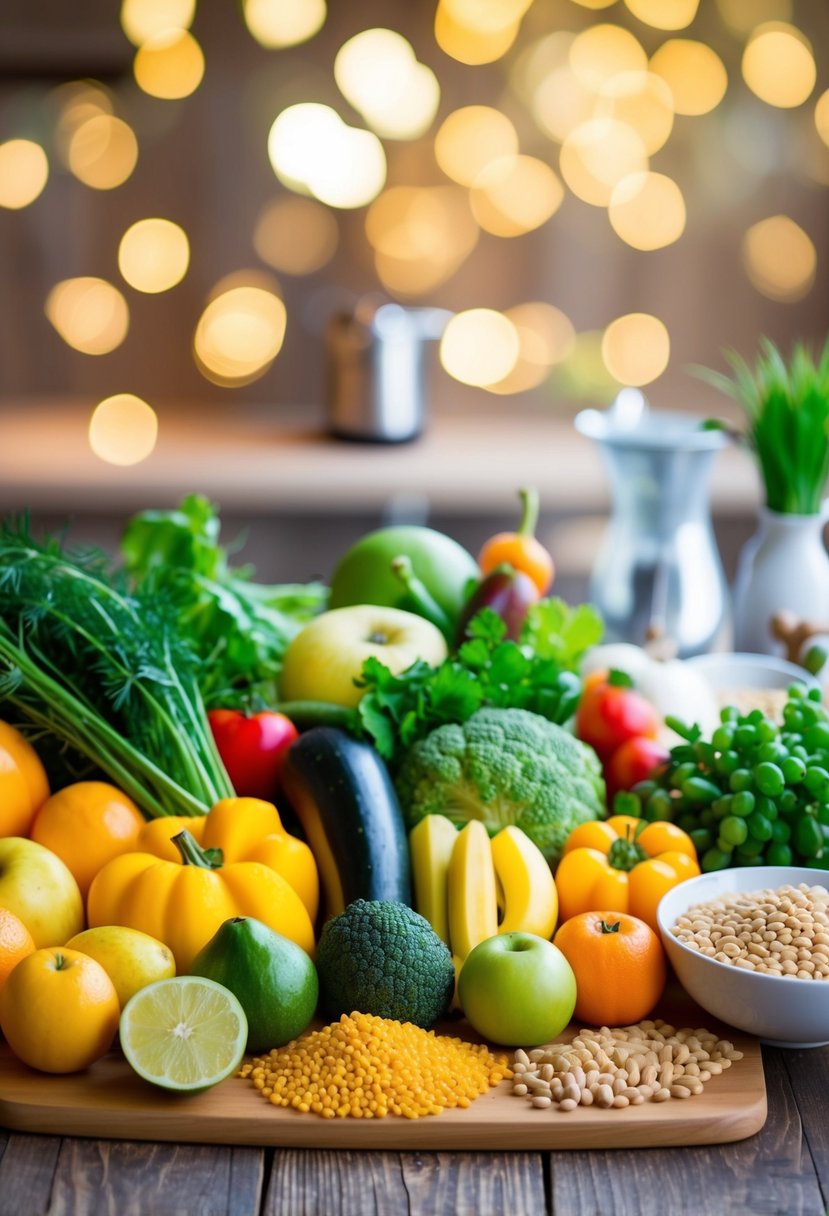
[120,976,248,1092]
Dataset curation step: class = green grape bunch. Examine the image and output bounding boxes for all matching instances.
[618,685,829,873]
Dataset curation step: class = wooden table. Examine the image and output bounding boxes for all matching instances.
[0,1042,825,1216]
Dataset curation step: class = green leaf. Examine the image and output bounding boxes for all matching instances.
[521,598,604,669]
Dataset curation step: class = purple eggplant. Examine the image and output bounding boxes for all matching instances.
[456,564,540,644]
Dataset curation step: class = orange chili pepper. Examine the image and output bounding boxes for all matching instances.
[478,487,554,595]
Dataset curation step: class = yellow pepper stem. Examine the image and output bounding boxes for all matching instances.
[171,829,223,870]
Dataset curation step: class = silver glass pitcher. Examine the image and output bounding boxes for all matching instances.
[575,392,730,657]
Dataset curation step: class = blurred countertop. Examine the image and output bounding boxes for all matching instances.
[0,396,760,516]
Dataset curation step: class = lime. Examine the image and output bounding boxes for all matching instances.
[120,976,247,1091]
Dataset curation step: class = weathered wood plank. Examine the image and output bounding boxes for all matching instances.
[45,1140,264,1216]
[264,1150,547,1216]
[547,1049,824,1216]
[0,1132,61,1216]
[783,1045,829,1209]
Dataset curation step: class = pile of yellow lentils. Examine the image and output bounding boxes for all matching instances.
[239,1011,512,1119]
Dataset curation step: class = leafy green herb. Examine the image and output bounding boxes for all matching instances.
[0,517,234,818]
[699,336,829,515]
[355,599,601,765]
[121,495,327,708]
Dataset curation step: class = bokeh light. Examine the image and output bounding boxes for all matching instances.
[569,25,647,92]
[440,309,521,387]
[487,303,575,394]
[595,71,674,155]
[366,186,478,296]
[67,115,138,189]
[0,140,48,209]
[560,118,648,206]
[469,155,564,237]
[118,218,190,293]
[601,313,670,385]
[434,2,521,65]
[742,216,816,301]
[742,23,816,110]
[531,64,595,144]
[434,106,519,186]
[267,103,386,208]
[649,40,728,116]
[242,0,326,49]
[194,282,287,386]
[814,90,829,150]
[89,394,158,466]
[609,172,686,250]
[133,28,205,100]
[335,29,439,141]
[254,196,338,274]
[120,0,196,45]
[716,0,792,35]
[623,0,699,30]
[45,278,130,355]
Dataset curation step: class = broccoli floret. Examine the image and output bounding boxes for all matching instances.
[394,707,605,866]
[315,899,456,1028]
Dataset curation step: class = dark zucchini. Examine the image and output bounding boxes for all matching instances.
[280,727,412,920]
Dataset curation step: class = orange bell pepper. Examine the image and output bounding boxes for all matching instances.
[555,814,700,932]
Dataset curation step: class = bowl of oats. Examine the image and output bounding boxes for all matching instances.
[656,866,829,1047]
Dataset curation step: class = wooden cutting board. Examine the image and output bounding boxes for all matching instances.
[0,995,766,1151]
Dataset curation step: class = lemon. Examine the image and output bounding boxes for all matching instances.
[66,926,175,1008]
[120,976,248,1091]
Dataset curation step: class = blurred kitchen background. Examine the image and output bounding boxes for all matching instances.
[0,0,827,598]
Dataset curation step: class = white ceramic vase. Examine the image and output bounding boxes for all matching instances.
[732,504,829,655]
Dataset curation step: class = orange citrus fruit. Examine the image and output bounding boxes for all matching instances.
[0,722,50,837]
[553,910,667,1027]
[30,782,146,898]
[0,947,120,1073]
[0,906,36,992]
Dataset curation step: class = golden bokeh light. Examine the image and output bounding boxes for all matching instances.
[366,186,478,296]
[570,0,616,7]
[511,32,573,107]
[0,140,49,209]
[609,172,686,250]
[742,23,816,110]
[440,309,520,387]
[194,284,287,386]
[120,0,195,45]
[532,65,596,143]
[254,196,338,274]
[595,71,674,155]
[118,218,190,293]
[89,395,158,467]
[716,0,791,36]
[334,29,439,140]
[53,83,114,165]
[441,0,532,31]
[268,103,386,208]
[45,278,130,355]
[569,25,647,93]
[243,0,326,49]
[434,3,520,65]
[133,28,205,100]
[601,313,670,386]
[742,215,816,301]
[649,40,728,116]
[67,115,138,189]
[814,90,829,150]
[560,118,648,207]
[469,155,564,237]
[487,302,575,394]
[623,0,699,30]
[434,106,519,186]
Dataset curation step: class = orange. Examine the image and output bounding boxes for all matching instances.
[30,782,146,898]
[0,906,36,992]
[0,722,50,837]
[0,946,120,1073]
[553,910,667,1028]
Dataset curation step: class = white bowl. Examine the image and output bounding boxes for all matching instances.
[656,866,829,1048]
[685,652,820,693]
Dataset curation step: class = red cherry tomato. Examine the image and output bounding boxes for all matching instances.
[575,674,661,763]
[605,736,670,801]
[207,709,299,802]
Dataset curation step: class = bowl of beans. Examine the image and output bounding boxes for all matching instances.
[656,867,829,1047]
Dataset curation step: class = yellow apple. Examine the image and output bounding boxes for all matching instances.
[0,837,85,947]
[279,604,448,708]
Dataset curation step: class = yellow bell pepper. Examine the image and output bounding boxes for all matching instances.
[87,828,315,972]
[555,814,700,932]
[135,797,319,923]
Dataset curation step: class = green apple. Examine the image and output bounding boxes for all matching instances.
[278,604,448,708]
[66,926,176,1009]
[0,837,84,948]
[328,526,479,622]
[458,931,577,1047]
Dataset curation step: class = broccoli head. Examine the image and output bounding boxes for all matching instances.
[394,707,605,865]
[315,899,456,1028]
